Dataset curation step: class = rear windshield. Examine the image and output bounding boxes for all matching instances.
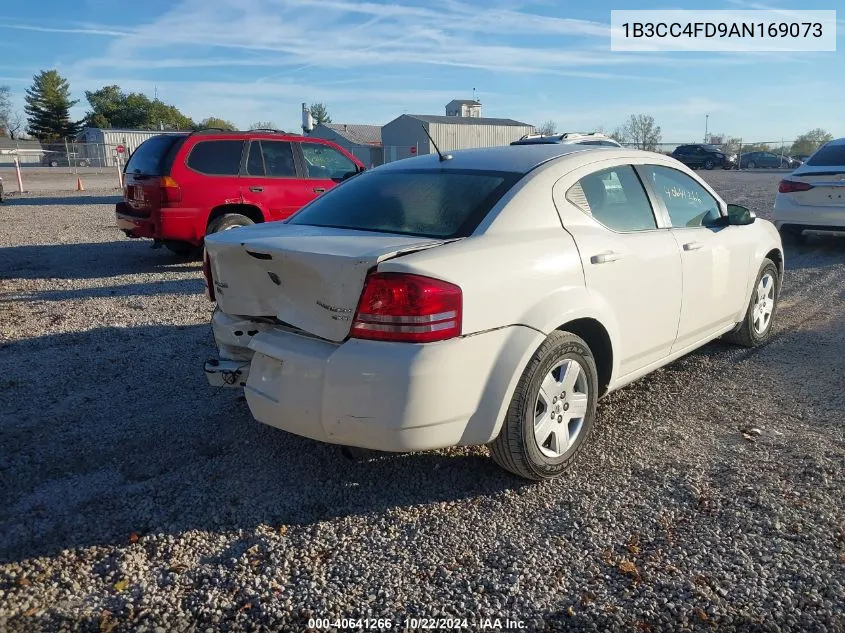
[806,144,845,167]
[125,135,185,175]
[288,169,522,238]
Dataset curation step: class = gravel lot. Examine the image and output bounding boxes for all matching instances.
[1,171,843,632]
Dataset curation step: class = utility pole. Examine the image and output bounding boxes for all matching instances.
[704,114,709,143]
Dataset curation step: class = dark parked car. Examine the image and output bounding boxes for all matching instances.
[41,152,91,168]
[671,144,736,170]
[739,151,796,169]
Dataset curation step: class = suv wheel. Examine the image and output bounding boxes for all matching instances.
[207,213,255,235]
[49,160,58,168]
[489,331,598,481]
[747,160,757,169]
[703,158,715,170]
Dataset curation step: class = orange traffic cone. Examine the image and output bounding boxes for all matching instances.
[76,177,84,192]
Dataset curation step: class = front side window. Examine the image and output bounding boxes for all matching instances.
[565,165,657,232]
[186,140,244,175]
[300,142,356,180]
[642,165,721,228]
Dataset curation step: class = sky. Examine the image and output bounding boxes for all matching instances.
[0,0,841,142]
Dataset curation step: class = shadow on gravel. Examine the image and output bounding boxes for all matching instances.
[782,236,845,270]
[1,194,122,206]
[0,324,525,563]
[0,279,203,302]
[0,240,200,281]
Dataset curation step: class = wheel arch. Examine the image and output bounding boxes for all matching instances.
[556,317,613,397]
[207,203,267,231]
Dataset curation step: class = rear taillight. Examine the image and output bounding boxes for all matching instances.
[778,179,813,194]
[351,273,462,343]
[202,249,215,302]
[160,176,182,206]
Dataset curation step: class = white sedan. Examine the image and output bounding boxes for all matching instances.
[203,144,783,480]
[774,138,845,242]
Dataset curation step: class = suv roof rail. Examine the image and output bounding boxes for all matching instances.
[248,127,285,133]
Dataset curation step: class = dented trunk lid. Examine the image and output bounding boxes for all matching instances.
[204,223,449,342]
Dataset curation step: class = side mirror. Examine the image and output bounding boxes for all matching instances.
[727,204,756,226]
[357,165,367,173]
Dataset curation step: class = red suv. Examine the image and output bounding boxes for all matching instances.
[115,130,365,254]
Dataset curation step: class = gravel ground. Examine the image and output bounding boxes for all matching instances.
[0,168,120,194]
[0,172,843,632]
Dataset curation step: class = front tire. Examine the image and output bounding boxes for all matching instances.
[704,159,715,170]
[747,160,757,169]
[723,258,779,348]
[207,213,255,235]
[489,331,598,481]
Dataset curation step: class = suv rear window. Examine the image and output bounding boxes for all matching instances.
[807,144,845,167]
[288,169,521,238]
[186,140,245,175]
[124,135,184,175]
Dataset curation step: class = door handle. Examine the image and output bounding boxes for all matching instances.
[312,187,326,193]
[682,241,703,251]
[590,251,624,264]
[248,186,263,193]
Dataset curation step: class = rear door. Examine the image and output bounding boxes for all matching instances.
[639,164,753,350]
[239,140,310,221]
[296,141,360,203]
[556,164,683,376]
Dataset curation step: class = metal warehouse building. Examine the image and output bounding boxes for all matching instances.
[76,128,185,166]
[381,108,535,162]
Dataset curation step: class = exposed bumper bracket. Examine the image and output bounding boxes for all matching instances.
[204,359,250,388]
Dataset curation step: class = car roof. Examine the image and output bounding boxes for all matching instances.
[377,144,647,175]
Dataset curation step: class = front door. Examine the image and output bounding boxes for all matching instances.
[297,141,359,203]
[557,164,683,376]
[638,164,753,351]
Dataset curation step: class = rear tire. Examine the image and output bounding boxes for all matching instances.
[747,160,756,169]
[207,213,255,235]
[489,331,598,481]
[723,258,779,348]
[704,159,715,170]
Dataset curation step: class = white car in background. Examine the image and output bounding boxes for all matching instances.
[202,144,783,480]
[774,138,845,242]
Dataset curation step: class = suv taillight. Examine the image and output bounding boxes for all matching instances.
[160,176,182,206]
[351,273,462,343]
[778,179,813,193]
[202,249,215,302]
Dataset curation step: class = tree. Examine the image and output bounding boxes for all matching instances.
[618,114,661,151]
[537,120,556,135]
[249,120,277,130]
[84,85,194,130]
[309,102,331,125]
[7,111,24,139]
[608,126,630,145]
[197,117,237,130]
[24,70,81,140]
[0,85,11,136]
[708,133,742,155]
[791,128,833,156]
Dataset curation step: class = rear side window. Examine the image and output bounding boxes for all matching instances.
[566,165,657,232]
[124,135,184,175]
[807,144,845,167]
[288,169,521,238]
[245,141,297,177]
[186,140,245,175]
